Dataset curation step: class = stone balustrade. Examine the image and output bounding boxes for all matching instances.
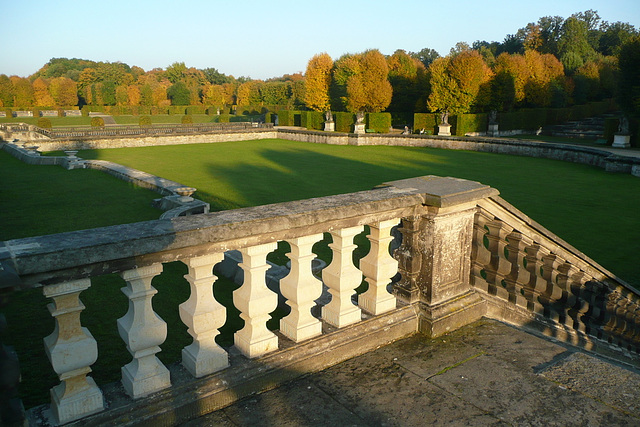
[471,196,640,354]
[1,175,638,425]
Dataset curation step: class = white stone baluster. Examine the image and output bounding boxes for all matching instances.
[117,264,170,398]
[43,279,104,425]
[280,234,324,342]
[359,220,398,315]
[179,253,228,378]
[322,226,364,328]
[234,242,279,358]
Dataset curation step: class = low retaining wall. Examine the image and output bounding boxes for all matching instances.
[277,130,640,177]
[21,129,279,151]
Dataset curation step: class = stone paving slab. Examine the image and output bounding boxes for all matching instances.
[187,319,640,426]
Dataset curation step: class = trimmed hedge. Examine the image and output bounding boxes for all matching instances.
[454,113,488,136]
[37,117,52,128]
[413,113,439,134]
[90,117,105,127]
[366,113,391,133]
[139,115,152,127]
[604,118,618,145]
[218,114,231,123]
[186,106,206,115]
[276,110,303,126]
[301,111,324,130]
[335,112,355,133]
[181,114,193,124]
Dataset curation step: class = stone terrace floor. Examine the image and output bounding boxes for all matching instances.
[185,319,640,426]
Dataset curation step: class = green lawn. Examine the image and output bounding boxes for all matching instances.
[78,139,640,287]
[0,150,162,240]
[2,138,639,408]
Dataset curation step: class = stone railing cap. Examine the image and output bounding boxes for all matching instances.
[382,176,499,208]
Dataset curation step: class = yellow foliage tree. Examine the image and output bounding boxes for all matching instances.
[427,50,493,114]
[304,53,333,111]
[49,77,78,106]
[32,77,56,106]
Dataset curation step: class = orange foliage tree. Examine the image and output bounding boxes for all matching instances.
[32,77,56,106]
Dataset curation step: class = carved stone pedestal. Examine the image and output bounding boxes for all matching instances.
[437,124,451,136]
[324,121,335,132]
[487,123,499,137]
[353,123,366,134]
[612,134,631,148]
[386,176,498,338]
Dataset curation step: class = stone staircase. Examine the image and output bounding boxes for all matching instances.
[550,114,614,140]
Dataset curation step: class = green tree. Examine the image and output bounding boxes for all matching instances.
[617,35,640,115]
[166,62,187,84]
[0,74,14,107]
[427,50,493,114]
[304,53,333,111]
[11,77,34,106]
[558,16,597,73]
[599,21,638,56]
[409,48,440,68]
[167,81,191,105]
[101,80,117,105]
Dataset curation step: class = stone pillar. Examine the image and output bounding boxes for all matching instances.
[280,234,324,342]
[234,242,279,358]
[322,226,364,328]
[385,176,498,337]
[359,220,398,315]
[324,121,335,132]
[487,123,499,137]
[117,264,170,398]
[43,279,104,424]
[179,253,228,378]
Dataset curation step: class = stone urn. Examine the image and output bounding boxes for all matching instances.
[174,187,197,203]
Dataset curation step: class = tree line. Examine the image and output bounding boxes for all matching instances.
[0,10,638,117]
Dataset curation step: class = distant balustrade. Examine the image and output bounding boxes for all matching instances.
[1,175,638,425]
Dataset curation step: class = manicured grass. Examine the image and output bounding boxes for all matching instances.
[2,138,639,409]
[0,116,92,127]
[0,150,162,240]
[112,114,216,125]
[78,139,640,287]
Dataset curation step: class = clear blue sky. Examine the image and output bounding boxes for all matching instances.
[2,0,639,80]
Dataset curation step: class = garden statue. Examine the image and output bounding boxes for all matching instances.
[440,110,449,125]
[618,116,629,134]
[356,111,365,124]
[489,110,497,125]
[325,110,333,123]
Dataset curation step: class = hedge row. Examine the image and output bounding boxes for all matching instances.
[2,106,80,118]
[414,100,617,136]
[335,112,355,133]
[366,113,392,133]
[301,111,324,130]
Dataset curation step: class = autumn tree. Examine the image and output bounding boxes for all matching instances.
[523,50,565,107]
[304,53,333,111]
[330,50,392,112]
[236,81,262,106]
[32,77,56,106]
[387,49,428,111]
[427,50,493,114]
[127,85,141,106]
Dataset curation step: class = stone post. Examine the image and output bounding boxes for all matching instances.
[280,234,324,342]
[437,124,451,136]
[117,264,170,398]
[179,253,228,378]
[322,226,364,328]
[358,220,399,315]
[385,176,498,337]
[234,242,279,358]
[43,279,104,424]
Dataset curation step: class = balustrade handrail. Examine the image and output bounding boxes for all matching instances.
[471,195,640,354]
[1,185,422,287]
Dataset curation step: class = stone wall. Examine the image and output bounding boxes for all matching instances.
[20,129,279,152]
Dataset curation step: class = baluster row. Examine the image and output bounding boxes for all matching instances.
[40,220,399,424]
[471,210,640,352]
